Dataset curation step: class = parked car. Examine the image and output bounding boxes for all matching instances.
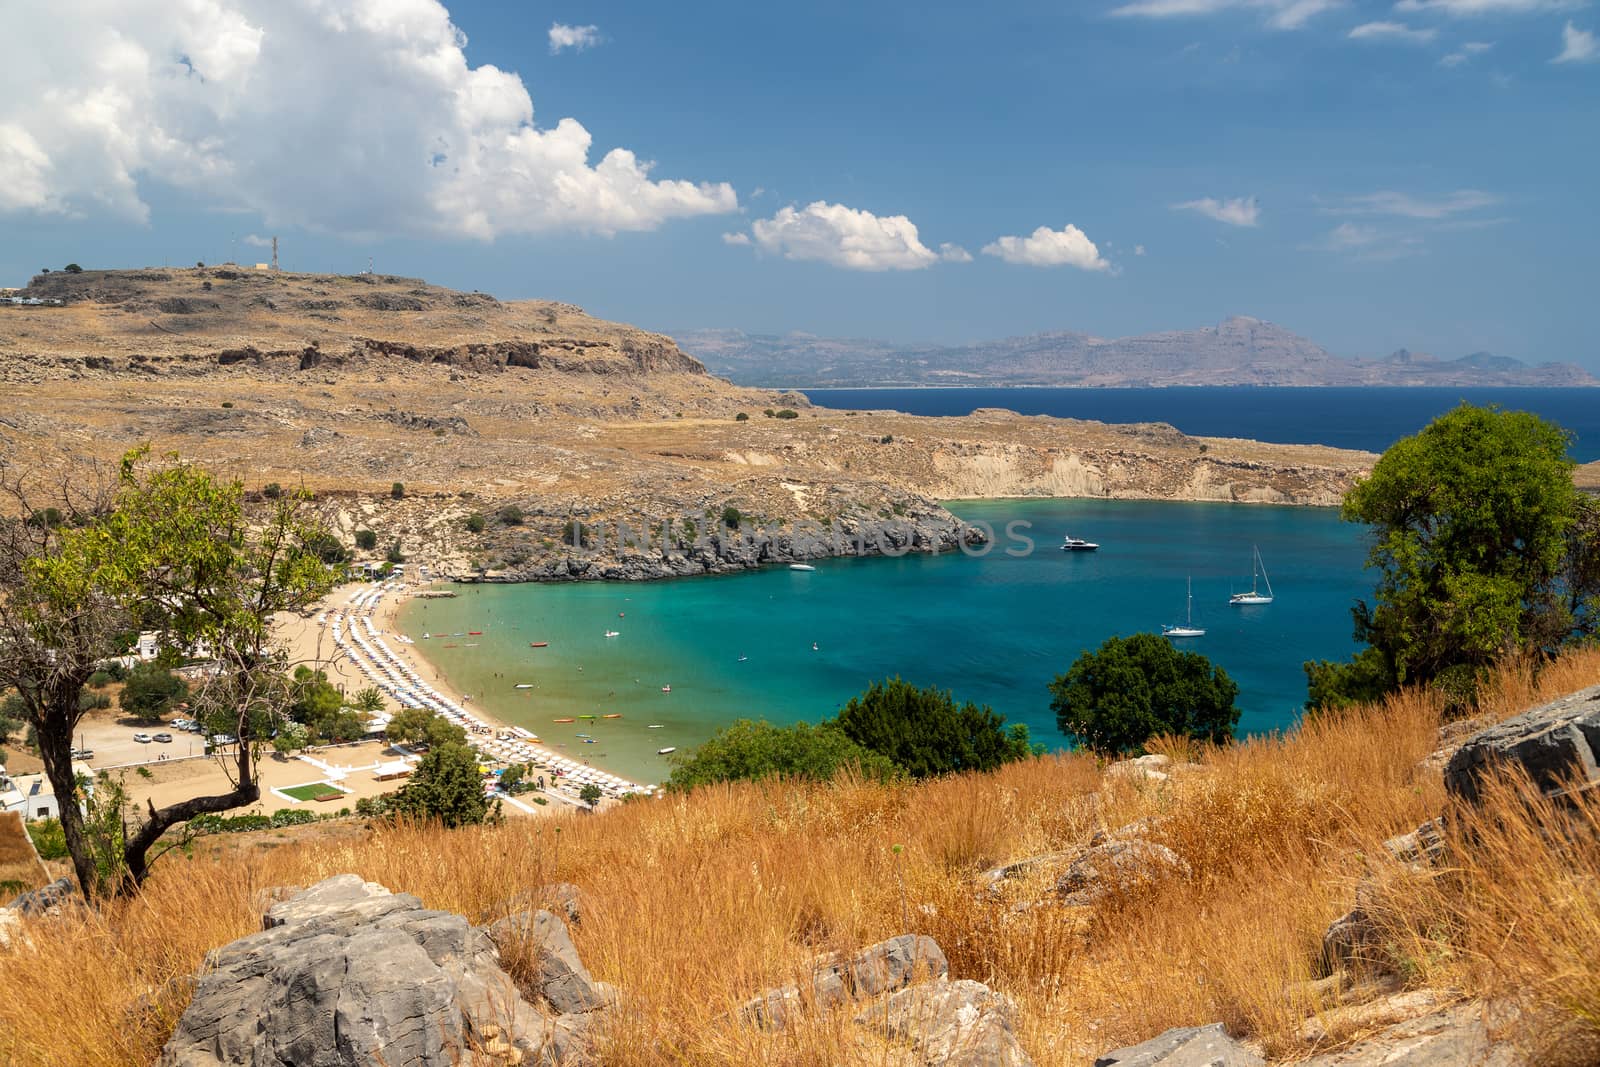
[208,733,237,746]
[70,748,95,760]
[132,732,152,743]
[170,717,192,730]
[153,733,173,743]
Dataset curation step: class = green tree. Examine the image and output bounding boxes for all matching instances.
[1049,633,1240,755]
[578,782,602,808]
[388,741,489,827]
[288,666,343,735]
[498,505,524,526]
[355,529,378,551]
[63,263,84,274]
[499,762,526,794]
[0,693,24,745]
[390,482,406,499]
[117,662,189,723]
[721,506,742,529]
[384,706,465,748]
[665,718,898,791]
[465,512,486,534]
[272,721,310,756]
[835,677,1037,779]
[354,686,386,714]
[1306,405,1600,712]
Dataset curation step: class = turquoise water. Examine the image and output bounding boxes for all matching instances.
[397,498,1371,783]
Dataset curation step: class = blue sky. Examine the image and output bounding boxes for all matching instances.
[2,0,1596,365]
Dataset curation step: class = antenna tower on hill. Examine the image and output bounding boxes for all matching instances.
[271,236,279,272]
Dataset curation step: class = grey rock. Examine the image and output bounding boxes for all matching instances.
[855,978,1034,1067]
[741,933,949,1031]
[1321,909,1384,975]
[1057,840,1190,907]
[486,909,606,1015]
[1296,1002,1519,1066]
[6,875,78,916]
[1383,817,1447,870]
[1093,1022,1263,1066]
[1444,685,1600,805]
[160,875,560,1067]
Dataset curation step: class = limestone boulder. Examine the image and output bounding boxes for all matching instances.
[741,933,948,1031]
[1056,839,1190,907]
[159,875,560,1067]
[486,908,608,1015]
[855,978,1034,1067]
[1092,1023,1263,1066]
[1444,685,1600,804]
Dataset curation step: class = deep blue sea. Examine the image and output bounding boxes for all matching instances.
[401,498,1369,782]
[801,387,1600,462]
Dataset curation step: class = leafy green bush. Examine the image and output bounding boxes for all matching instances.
[465,513,486,534]
[1050,632,1239,754]
[87,670,114,689]
[26,818,68,860]
[774,409,800,420]
[390,482,406,499]
[735,412,749,421]
[666,719,899,791]
[497,505,524,526]
[835,677,1038,778]
[263,483,283,499]
[355,529,378,550]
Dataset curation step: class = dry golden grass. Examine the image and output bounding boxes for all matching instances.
[3,648,1600,1066]
[0,812,49,893]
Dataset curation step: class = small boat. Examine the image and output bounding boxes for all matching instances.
[576,733,592,738]
[553,717,575,724]
[463,643,478,647]
[602,713,623,719]
[1061,534,1099,552]
[789,563,816,572]
[514,683,534,689]
[583,739,598,744]
[618,612,625,617]
[604,630,620,638]
[422,632,431,639]
[467,631,483,635]
[657,747,677,755]
[530,641,549,648]
[1163,577,1206,638]
[443,644,459,648]
[1229,545,1275,605]
[737,654,748,662]
[811,642,819,651]
[661,685,672,693]
[578,714,597,720]
[648,724,665,729]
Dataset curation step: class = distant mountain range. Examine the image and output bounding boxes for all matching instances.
[676,317,1597,389]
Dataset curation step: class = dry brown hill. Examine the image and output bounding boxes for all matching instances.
[0,269,1374,579]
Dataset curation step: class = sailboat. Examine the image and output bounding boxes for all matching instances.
[1229,546,1275,605]
[1162,577,1205,638]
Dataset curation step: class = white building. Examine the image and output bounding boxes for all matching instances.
[0,762,91,821]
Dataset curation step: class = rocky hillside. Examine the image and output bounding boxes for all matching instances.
[680,317,1598,388]
[0,269,1376,583]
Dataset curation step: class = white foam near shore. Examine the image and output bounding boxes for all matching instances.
[325,582,657,801]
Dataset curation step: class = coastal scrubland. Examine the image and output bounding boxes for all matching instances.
[4,648,1598,1066]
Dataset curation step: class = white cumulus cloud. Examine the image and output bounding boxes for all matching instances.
[1348,21,1438,43]
[548,23,601,54]
[721,231,751,246]
[1440,41,1494,65]
[1554,21,1599,62]
[743,201,949,271]
[1173,196,1261,227]
[981,224,1111,271]
[938,242,974,263]
[1109,0,1343,30]
[0,0,735,239]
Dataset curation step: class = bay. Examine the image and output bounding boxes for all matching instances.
[801,386,1600,462]
[397,498,1371,784]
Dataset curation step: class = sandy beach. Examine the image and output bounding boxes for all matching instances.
[272,580,646,808]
